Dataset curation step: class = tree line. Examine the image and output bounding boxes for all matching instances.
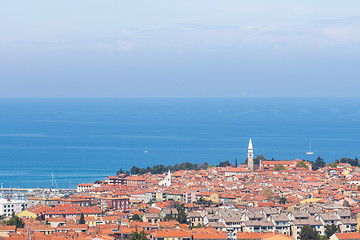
[125,162,209,175]
[117,155,360,176]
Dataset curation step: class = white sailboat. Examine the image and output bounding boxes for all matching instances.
[306,142,314,155]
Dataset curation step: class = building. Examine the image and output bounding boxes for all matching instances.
[261,159,312,171]
[248,138,254,171]
[0,198,28,217]
[125,176,146,188]
[105,174,127,185]
[97,197,130,211]
[77,183,93,192]
[159,170,172,187]
[330,232,360,240]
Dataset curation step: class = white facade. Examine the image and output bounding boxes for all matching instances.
[77,184,93,192]
[159,170,172,187]
[0,198,28,216]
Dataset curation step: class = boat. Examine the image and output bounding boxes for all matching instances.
[306,142,314,155]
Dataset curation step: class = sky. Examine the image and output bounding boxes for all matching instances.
[1,1,360,98]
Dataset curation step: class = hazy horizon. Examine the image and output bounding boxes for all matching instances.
[1,1,360,98]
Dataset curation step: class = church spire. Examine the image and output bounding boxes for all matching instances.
[247,138,254,171]
[248,138,253,150]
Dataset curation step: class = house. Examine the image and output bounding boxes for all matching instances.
[303,206,323,216]
[237,232,293,240]
[97,196,130,211]
[241,212,264,222]
[203,214,220,225]
[241,220,274,233]
[0,226,16,237]
[56,224,88,233]
[151,229,191,240]
[126,176,147,188]
[260,207,278,218]
[197,193,219,203]
[114,226,134,240]
[77,183,93,192]
[290,217,324,240]
[192,230,227,240]
[316,213,340,226]
[339,219,358,233]
[17,210,37,219]
[105,174,127,185]
[268,214,291,235]
[143,213,161,224]
[287,210,309,221]
[159,208,178,219]
[330,232,360,240]
[260,159,312,171]
[187,212,203,227]
[29,224,56,235]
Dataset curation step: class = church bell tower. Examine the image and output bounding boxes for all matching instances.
[248,138,254,171]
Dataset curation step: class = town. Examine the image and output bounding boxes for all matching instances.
[1,140,360,240]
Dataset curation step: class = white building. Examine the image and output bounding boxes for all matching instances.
[0,198,28,217]
[77,183,93,192]
[159,170,172,187]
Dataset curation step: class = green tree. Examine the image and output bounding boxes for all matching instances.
[274,164,285,171]
[130,226,147,240]
[311,156,326,170]
[173,202,187,224]
[343,200,351,207]
[217,161,231,167]
[296,161,309,169]
[338,157,358,167]
[196,197,213,207]
[325,224,339,238]
[6,212,24,228]
[329,162,338,168]
[79,212,85,224]
[299,225,320,240]
[131,166,140,175]
[243,155,265,168]
[131,214,143,222]
[279,197,287,204]
[255,155,266,165]
[235,158,238,167]
[163,210,175,221]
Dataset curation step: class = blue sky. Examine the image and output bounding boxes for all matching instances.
[1,1,360,97]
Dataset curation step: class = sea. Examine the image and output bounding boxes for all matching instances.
[0,98,359,189]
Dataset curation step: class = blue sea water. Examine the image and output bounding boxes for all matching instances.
[0,98,359,188]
